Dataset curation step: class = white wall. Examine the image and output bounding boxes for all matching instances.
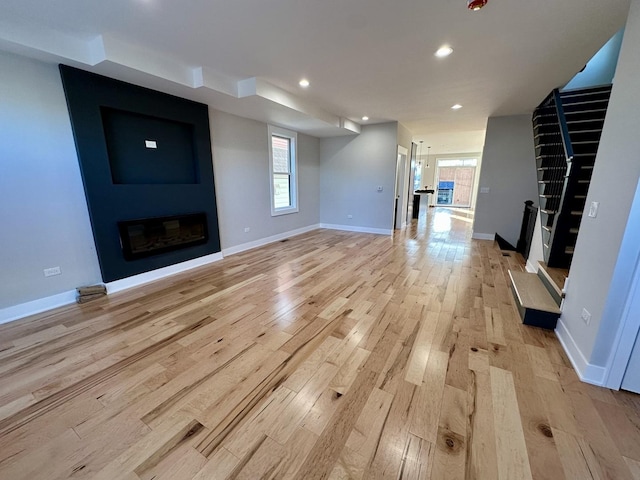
[561,0,640,368]
[526,211,545,272]
[472,115,539,245]
[211,111,320,251]
[563,29,625,91]
[319,123,398,232]
[0,51,102,310]
[417,149,437,206]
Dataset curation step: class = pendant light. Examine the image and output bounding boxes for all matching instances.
[426,146,431,168]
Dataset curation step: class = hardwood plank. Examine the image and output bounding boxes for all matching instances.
[490,366,533,480]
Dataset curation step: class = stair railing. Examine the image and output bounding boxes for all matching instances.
[553,89,574,162]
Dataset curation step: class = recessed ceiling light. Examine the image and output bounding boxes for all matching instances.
[451,104,463,110]
[299,79,310,88]
[435,46,454,58]
[362,116,369,121]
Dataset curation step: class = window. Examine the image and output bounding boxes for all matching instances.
[268,125,298,216]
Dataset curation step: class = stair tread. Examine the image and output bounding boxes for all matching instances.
[509,270,562,314]
[537,261,567,300]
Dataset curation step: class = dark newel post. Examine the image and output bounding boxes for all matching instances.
[516,200,537,258]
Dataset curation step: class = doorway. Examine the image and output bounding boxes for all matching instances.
[435,159,477,208]
[393,146,409,230]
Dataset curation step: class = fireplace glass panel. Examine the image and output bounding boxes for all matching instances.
[118,213,208,260]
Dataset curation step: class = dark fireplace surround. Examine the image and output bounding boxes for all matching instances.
[60,66,221,282]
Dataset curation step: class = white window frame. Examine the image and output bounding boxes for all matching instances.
[268,125,299,216]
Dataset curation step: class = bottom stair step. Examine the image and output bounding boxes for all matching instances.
[508,270,561,330]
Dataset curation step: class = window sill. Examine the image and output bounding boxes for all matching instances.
[271,207,299,217]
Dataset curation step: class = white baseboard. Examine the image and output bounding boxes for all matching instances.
[320,223,392,236]
[222,224,320,256]
[0,252,225,325]
[0,290,77,325]
[471,232,495,241]
[526,260,538,273]
[555,318,606,386]
[107,252,224,294]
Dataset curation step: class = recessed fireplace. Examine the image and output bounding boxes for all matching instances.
[118,213,208,261]
[60,65,221,282]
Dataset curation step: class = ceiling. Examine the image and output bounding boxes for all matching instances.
[0,0,631,154]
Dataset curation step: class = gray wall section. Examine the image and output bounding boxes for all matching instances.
[562,0,640,366]
[319,123,398,231]
[0,51,102,308]
[397,123,413,154]
[472,115,539,245]
[210,110,320,250]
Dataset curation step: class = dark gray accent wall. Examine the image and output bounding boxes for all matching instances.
[60,65,220,282]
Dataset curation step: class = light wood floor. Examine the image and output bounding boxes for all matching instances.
[1,208,640,479]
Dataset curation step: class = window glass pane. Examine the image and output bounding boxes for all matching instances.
[463,159,478,167]
[272,136,290,174]
[273,173,291,208]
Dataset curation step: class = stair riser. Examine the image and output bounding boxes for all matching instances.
[509,283,560,330]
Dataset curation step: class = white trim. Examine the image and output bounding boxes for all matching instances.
[222,224,320,256]
[471,232,495,241]
[268,125,299,217]
[603,252,640,389]
[555,318,607,386]
[320,223,392,235]
[526,260,538,273]
[107,252,223,294]
[0,289,77,325]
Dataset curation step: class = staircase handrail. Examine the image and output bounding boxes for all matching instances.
[553,89,574,162]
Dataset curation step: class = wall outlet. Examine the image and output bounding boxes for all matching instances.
[581,308,591,325]
[377,186,383,192]
[588,201,599,218]
[480,187,490,194]
[347,214,353,219]
[44,266,61,277]
[244,227,250,233]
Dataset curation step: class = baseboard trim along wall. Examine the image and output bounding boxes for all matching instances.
[319,223,393,236]
[0,225,325,325]
[0,289,78,325]
[471,232,496,241]
[221,224,321,256]
[106,252,224,294]
[0,251,225,325]
[555,318,607,386]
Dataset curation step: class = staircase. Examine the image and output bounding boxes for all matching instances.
[507,84,611,330]
[532,85,612,269]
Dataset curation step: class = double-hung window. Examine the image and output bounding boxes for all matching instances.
[268,125,298,216]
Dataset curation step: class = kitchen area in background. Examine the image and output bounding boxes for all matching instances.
[413,149,483,217]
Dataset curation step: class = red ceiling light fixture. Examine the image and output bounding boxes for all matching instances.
[467,0,488,11]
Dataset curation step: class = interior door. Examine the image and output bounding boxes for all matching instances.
[394,151,407,229]
[406,143,417,223]
[621,273,640,393]
[622,332,640,393]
